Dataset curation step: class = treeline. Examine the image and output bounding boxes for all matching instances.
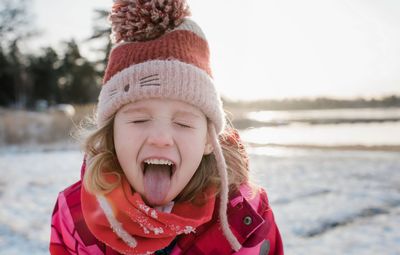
[1,1,399,111]
[0,0,111,109]
[0,41,102,108]
[223,95,400,111]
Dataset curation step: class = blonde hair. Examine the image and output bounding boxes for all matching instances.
[83,116,250,203]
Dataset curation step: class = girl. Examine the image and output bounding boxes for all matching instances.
[50,1,283,254]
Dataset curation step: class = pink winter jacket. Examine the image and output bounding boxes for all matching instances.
[50,180,283,255]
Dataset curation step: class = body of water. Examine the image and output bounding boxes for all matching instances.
[241,107,400,147]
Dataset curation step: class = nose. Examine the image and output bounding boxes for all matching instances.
[146,123,174,148]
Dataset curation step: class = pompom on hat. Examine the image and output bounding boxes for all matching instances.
[96,0,241,251]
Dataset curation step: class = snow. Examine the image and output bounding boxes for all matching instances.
[0,149,82,255]
[150,210,158,219]
[152,227,164,235]
[249,147,400,255]
[0,147,399,254]
[182,226,195,234]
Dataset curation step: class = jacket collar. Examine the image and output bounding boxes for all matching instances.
[174,184,266,254]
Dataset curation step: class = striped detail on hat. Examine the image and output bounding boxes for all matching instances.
[103,19,211,84]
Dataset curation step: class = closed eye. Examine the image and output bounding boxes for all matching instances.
[129,119,150,124]
[175,122,192,128]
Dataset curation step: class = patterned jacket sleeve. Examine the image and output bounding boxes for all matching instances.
[49,182,106,255]
[260,204,284,255]
[256,188,283,255]
[50,191,80,254]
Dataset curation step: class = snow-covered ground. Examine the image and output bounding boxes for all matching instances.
[249,147,400,255]
[0,147,399,254]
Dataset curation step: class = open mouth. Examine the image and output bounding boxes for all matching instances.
[141,158,176,177]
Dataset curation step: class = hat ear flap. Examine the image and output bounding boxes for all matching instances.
[208,123,241,251]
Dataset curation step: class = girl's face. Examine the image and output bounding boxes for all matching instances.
[114,98,213,207]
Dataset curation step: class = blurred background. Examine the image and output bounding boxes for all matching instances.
[0,0,399,254]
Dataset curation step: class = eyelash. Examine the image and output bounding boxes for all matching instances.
[175,122,192,128]
[130,119,149,124]
[129,120,192,128]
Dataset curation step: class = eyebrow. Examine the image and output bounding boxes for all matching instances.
[122,107,202,119]
[174,110,202,119]
[121,107,150,114]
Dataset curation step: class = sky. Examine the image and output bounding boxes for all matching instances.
[27,0,400,101]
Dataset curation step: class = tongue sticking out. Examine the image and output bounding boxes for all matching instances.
[143,164,172,206]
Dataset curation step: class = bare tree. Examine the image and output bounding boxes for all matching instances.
[0,0,35,49]
[87,9,112,76]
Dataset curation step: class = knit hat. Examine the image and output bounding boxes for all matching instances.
[96,0,241,251]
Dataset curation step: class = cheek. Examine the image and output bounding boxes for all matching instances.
[177,130,207,152]
[114,127,129,158]
[113,125,141,169]
[177,135,207,171]
[114,128,143,191]
[114,120,143,148]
